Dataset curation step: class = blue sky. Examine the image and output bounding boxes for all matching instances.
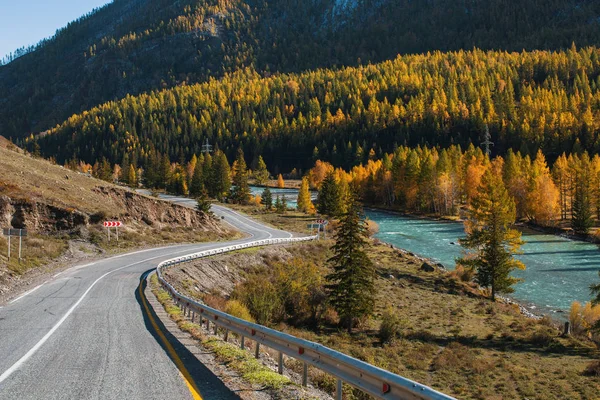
[0,0,111,60]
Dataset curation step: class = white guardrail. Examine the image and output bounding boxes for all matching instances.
[156,236,455,400]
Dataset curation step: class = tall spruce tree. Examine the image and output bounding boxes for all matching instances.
[189,157,204,197]
[255,156,270,186]
[572,174,592,235]
[457,162,525,301]
[326,193,375,333]
[210,151,231,200]
[317,171,341,216]
[261,187,273,210]
[231,148,251,204]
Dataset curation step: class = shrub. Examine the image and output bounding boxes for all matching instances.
[584,360,600,376]
[450,264,475,282]
[233,275,281,324]
[378,307,404,344]
[225,300,255,323]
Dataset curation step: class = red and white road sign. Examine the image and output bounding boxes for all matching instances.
[103,221,123,228]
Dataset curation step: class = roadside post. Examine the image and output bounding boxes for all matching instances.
[103,221,123,242]
[2,228,28,263]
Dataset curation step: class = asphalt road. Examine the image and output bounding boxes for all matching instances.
[0,200,292,399]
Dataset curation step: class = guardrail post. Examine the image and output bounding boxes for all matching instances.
[224,329,229,342]
[213,323,218,335]
[254,342,260,358]
[206,318,210,331]
[241,336,245,350]
[336,379,343,400]
[191,311,195,323]
[278,352,283,374]
[302,363,308,387]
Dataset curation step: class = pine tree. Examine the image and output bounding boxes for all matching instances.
[210,151,231,201]
[457,161,525,301]
[189,158,204,197]
[572,174,593,235]
[120,154,130,184]
[326,193,375,332]
[281,195,288,213]
[275,195,284,213]
[231,148,251,204]
[255,156,270,186]
[297,176,315,213]
[261,187,273,210]
[317,171,341,216]
[197,188,212,215]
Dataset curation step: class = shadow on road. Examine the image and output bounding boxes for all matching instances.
[136,271,241,400]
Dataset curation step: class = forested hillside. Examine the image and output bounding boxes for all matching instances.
[34,47,600,175]
[2,0,600,140]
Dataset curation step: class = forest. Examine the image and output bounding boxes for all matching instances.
[3,0,600,139]
[32,46,600,178]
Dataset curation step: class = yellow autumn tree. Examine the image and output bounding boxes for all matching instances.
[527,150,559,225]
[297,176,315,214]
[277,174,285,188]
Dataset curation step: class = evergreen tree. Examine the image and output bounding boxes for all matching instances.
[231,148,251,204]
[457,162,525,301]
[572,173,593,235]
[297,176,315,214]
[275,195,284,213]
[255,156,270,186]
[261,187,273,210]
[326,194,375,333]
[317,171,341,216]
[210,151,231,200]
[189,157,205,197]
[120,154,130,184]
[281,195,288,212]
[196,188,212,215]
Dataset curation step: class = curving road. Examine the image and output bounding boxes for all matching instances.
[0,199,292,399]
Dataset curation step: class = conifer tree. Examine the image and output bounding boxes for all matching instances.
[196,188,212,215]
[275,195,284,213]
[210,151,231,200]
[231,148,251,204]
[189,158,204,197]
[457,161,525,301]
[261,187,273,210]
[572,175,593,235]
[255,156,270,186]
[326,193,375,332]
[297,176,315,214]
[120,154,130,184]
[128,164,137,187]
[317,171,341,216]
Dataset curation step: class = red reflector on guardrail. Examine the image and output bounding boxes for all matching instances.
[214,315,218,320]
[251,329,256,336]
[382,383,391,394]
[299,347,305,355]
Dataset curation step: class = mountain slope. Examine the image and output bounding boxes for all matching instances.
[33,47,600,174]
[2,0,600,140]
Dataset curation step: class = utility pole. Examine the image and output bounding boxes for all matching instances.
[481,124,494,157]
[201,138,213,154]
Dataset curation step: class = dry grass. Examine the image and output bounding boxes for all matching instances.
[167,240,600,399]
[0,146,127,216]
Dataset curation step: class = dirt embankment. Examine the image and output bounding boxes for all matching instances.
[0,186,223,234]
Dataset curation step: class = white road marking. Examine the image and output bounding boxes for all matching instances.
[9,283,47,304]
[0,248,195,384]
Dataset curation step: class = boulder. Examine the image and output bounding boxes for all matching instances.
[420,262,436,272]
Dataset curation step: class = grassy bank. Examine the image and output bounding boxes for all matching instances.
[164,238,600,399]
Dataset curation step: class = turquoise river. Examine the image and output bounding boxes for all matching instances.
[250,187,600,316]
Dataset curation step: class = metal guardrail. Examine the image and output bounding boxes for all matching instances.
[156,236,455,400]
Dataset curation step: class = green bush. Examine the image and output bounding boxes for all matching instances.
[378,307,404,344]
[225,300,255,323]
[233,275,281,324]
